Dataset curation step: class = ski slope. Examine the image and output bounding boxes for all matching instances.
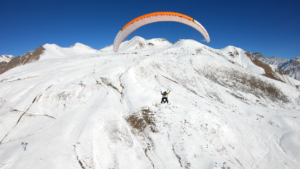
[0,37,300,169]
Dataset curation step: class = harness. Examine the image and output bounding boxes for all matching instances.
[162,93,168,98]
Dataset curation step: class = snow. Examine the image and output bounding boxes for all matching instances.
[70,42,100,53]
[40,43,100,61]
[220,46,265,75]
[0,54,14,62]
[0,36,300,169]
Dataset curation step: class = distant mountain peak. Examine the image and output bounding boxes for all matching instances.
[71,42,91,49]
[172,39,206,48]
[131,36,146,41]
[253,53,300,81]
[70,42,87,48]
[69,43,98,53]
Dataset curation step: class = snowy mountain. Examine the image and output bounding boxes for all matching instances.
[0,54,14,63]
[0,46,45,75]
[281,57,300,80]
[70,42,100,53]
[0,43,100,75]
[253,53,289,66]
[0,37,300,169]
[253,53,300,81]
[101,36,172,53]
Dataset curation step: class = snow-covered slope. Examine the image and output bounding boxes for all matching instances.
[70,42,100,53]
[101,36,172,53]
[220,46,265,75]
[0,37,300,169]
[0,54,14,63]
[40,43,100,61]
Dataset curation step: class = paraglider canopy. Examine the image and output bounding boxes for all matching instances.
[113,12,210,52]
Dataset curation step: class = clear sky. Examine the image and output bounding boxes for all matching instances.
[0,0,299,59]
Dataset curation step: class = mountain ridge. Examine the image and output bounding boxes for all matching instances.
[0,36,300,168]
[1,37,299,87]
[253,52,300,81]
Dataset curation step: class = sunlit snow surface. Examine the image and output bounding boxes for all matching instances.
[0,55,14,63]
[0,37,300,169]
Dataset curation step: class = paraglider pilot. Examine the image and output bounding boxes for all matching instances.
[161,91,170,104]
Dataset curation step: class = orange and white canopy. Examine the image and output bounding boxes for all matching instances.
[113,12,210,52]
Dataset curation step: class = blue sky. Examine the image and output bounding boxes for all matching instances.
[0,0,299,59]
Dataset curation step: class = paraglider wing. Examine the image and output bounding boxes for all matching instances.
[113,12,210,52]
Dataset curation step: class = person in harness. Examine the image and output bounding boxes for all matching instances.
[161,91,170,104]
